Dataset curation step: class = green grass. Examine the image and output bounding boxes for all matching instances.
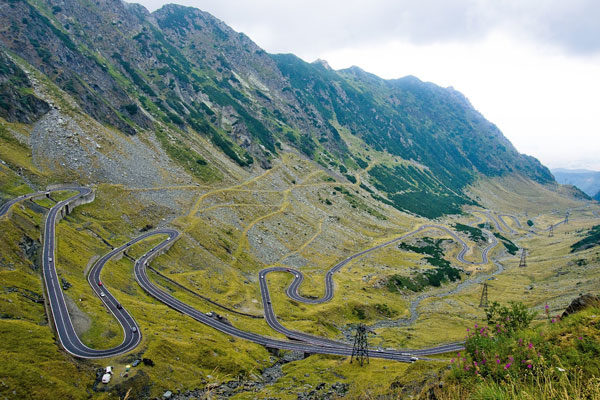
[1,118,599,399]
[154,127,222,182]
[332,185,386,220]
[436,303,600,400]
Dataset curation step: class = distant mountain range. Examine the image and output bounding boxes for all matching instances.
[552,169,600,199]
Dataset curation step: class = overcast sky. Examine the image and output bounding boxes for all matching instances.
[134,0,600,171]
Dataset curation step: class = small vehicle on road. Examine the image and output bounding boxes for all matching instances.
[131,326,137,333]
[410,356,419,362]
[116,304,122,309]
[48,257,53,262]
[100,292,105,297]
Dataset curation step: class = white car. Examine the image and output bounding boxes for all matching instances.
[100,292,105,297]
[48,257,53,262]
[105,366,113,374]
[101,373,111,384]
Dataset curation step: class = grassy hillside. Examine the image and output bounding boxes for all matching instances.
[0,0,556,218]
[427,298,600,399]
[1,1,600,399]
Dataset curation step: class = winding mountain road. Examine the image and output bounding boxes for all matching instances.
[258,224,497,349]
[1,187,508,361]
[1,188,144,358]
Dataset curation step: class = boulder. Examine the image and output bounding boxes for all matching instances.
[561,294,600,318]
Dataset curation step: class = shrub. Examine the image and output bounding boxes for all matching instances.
[344,174,356,184]
[454,223,486,243]
[571,225,600,253]
[485,301,536,334]
[493,232,519,255]
[453,323,543,381]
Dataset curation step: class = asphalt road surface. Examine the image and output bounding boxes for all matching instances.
[258,224,497,349]
[3,187,504,360]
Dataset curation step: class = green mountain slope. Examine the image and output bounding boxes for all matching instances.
[2,3,600,399]
[0,0,555,217]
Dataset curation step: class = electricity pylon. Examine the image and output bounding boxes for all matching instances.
[479,282,489,308]
[519,248,527,268]
[350,324,369,366]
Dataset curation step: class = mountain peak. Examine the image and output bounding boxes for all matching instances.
[0,0,555,215]
[312,58,332,70]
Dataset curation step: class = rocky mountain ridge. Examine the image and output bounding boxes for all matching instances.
[0,0,554,217]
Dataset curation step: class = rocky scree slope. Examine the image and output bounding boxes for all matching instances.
[0,0,553,217]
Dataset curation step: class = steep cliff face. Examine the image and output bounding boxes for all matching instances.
[0,0,554,217]
[0,51,49,123]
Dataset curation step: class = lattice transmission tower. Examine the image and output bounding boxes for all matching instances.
[479,282,489,308]
[350,324,369,366]
[519,248,527,268]
[549,224,554,237]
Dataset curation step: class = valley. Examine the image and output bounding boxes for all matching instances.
[1,152,599,398]
[1,1,599,398]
